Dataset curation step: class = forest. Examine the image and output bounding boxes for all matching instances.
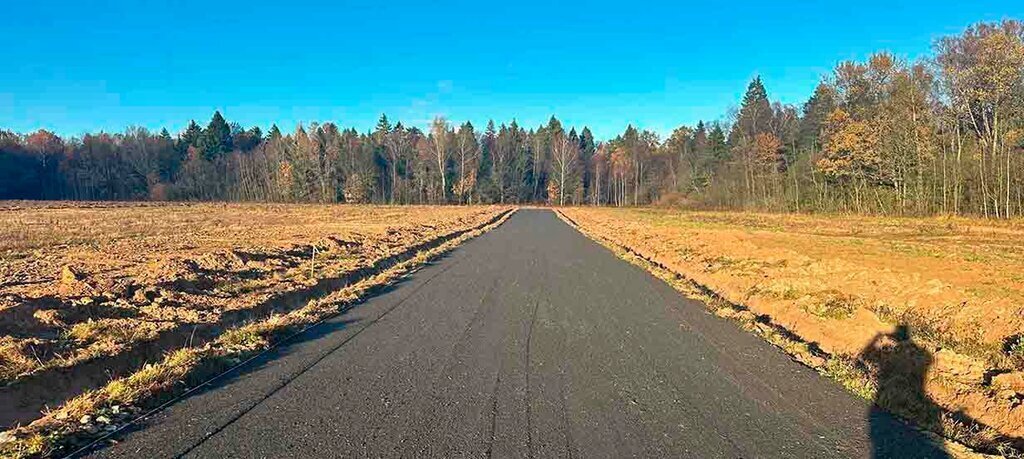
[2,19,1023,217]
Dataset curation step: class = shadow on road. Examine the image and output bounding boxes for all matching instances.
[859,325,950,458]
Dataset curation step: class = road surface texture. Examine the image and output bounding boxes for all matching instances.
[88,209,947,458]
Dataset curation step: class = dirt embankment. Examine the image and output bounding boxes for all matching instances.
[0,203,510,432]
[560,207,1024,454]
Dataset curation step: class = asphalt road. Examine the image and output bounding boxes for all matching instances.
[88,209,947,458]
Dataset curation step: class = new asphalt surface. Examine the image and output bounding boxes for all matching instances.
[87,209,948,458]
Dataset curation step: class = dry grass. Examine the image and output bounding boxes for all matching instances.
[559,207,1024,455]
[0,201,509,438]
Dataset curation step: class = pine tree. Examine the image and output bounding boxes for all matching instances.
[178,120,203,158]
[799,82,838,151]
[579,127,595,158]
[375,114,391,136]
[248,126,263,144]
[201,111,233,160]
[374,113,391,151]
[709,123,729,161]
[476,120,496,202]
[731,76,773,143]
[693,121,708,155]
[729,77,774,200]
[152,128,179,182]
[181,121,202,148]
[373,114,397,202]
[546,116,563,135]
[268,124,283,140]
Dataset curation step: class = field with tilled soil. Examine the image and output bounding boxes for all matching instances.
[0,202,510,453]
[559,207,1024,453]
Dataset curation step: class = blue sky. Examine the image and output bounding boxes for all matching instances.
[2,1,1021,140]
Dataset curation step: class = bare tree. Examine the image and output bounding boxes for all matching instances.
[548,130,580,206]
[428,117,452,203]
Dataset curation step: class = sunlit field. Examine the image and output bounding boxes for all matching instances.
[562,206,1024,450]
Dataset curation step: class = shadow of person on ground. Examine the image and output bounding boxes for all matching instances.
[859,324,950,458]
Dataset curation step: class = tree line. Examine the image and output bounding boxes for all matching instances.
[2,19,1023,217]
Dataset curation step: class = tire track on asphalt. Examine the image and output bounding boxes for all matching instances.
[176,257,464,457]
[524,298,539,459]
[401,274,498,451]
